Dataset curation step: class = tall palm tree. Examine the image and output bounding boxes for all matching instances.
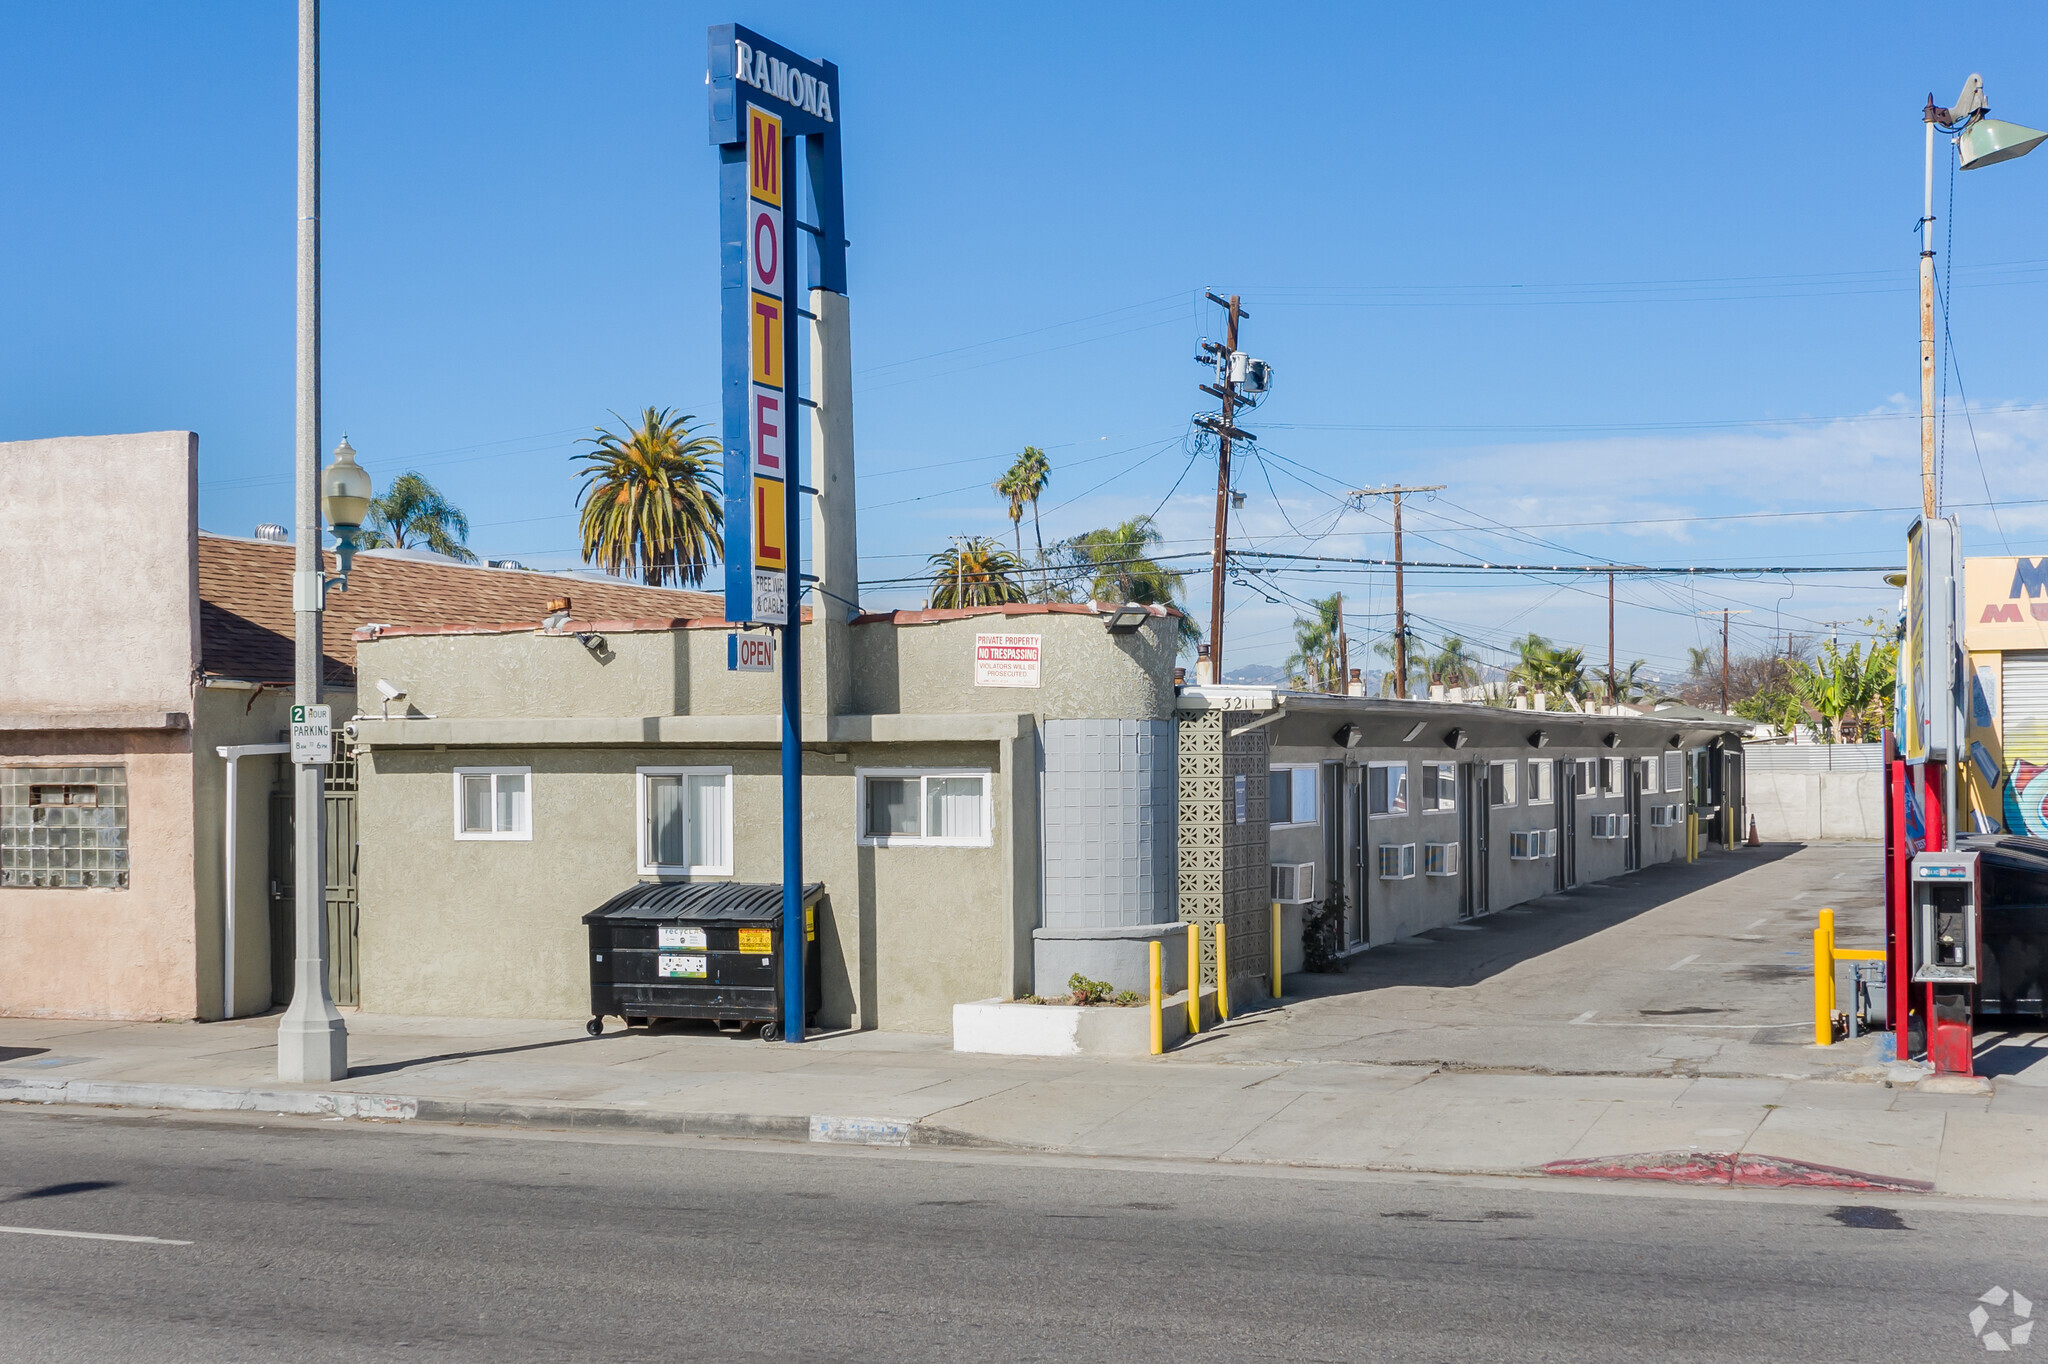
[356,471,477,562]
[927,537,1029,608]
[1510,635,1589,703]
[1069,515,1200,649]
[993,467,1027,559]
[574,408,723,587]
[1004,447,1052,594]
[1285,593,1344,691]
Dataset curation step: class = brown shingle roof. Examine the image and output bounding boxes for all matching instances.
[196,534,723,686]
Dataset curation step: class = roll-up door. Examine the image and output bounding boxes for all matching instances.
[2001,652,2048,835]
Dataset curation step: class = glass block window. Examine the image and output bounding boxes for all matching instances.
[1,766,130,889]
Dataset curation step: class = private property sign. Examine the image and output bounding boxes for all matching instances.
[974,633,1041,688]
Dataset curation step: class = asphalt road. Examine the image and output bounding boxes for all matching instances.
[3,1107,2044,1362]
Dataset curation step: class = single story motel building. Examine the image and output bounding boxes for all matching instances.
[344,601,1747,1033]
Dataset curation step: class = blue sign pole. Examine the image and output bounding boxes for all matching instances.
[778,130,805,1043]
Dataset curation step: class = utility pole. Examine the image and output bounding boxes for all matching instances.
[1347,484,1444,699]
[1697,608,1751,716]
[1921,95,1941,520]
[1195,292,1254,681]
[279,0,346,1083]
[1607,570,1616,704]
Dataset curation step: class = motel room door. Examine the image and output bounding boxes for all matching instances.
[1557,770,1577,890]
[1625,759,1643,871]
[1343,765,1368,946]
[1459,762,1490,919]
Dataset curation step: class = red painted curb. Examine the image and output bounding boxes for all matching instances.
[1540,1150,1932,1193]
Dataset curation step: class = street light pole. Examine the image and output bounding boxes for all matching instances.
[279,0,347,1083]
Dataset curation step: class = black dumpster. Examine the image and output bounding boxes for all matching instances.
[582,881,824,1038]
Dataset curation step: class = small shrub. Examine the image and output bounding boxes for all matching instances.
[1066,973,1115,1006]
[1302,887,1346,973]
[1112,989,1142,1007]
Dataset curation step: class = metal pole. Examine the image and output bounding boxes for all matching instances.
[779,133,806,1043]
[1208,296,1242,677]
[1335,591,1347,696]
[1607,571,1616,703]
[1921,105,1939,521]
[279,0,346,1082]
[1393,494,1408,698]
[1721,610,1730,716]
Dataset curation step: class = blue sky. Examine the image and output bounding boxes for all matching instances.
[8,2,2048,679]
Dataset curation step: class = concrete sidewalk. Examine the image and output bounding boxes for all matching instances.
[7,1009,2048,1202]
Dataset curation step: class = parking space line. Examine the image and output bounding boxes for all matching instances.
[1571,1010,1597,1025]
[0,1224,192,1246]
[1666,953,1700,970]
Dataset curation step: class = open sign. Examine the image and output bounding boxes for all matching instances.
[728,632,777,672]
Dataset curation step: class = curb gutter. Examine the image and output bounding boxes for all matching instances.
[0,1077,987,1150]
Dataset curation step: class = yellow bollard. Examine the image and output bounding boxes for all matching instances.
[1217,918,1231,1022]
[1148,940,1164,1056]
[1186,922,1201,1036]
[1812,908,1835,1046]
[1271,901,1283,1000]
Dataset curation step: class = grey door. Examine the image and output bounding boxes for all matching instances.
[1626,760,1643,870]
[1558,768,1577,889]
[1345,768,1368,946]
[1460,763,1489,918]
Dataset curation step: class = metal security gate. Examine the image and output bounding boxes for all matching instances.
[2002,653,2048,835]
[266,746,361,1007]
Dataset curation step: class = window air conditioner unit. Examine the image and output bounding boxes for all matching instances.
[1541,828,1559,857]
[1378,843,1417,880]
[1271,861,1317,903]
[1424,842,1460,877]
[1510,830,1537,861]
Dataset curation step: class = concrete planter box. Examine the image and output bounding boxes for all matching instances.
[953,979,1271,1057]
[953,996,1184,1057]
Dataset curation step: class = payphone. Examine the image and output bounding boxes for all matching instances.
[1909,850,1979,1074]
[1910,851,1980,983]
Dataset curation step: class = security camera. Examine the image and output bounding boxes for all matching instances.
[376,679,406,702]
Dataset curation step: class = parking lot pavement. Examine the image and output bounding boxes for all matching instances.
[1180,841,1890,1079]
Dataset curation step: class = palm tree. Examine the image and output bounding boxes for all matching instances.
[1069,515,1200,649]
[1372,636,1428,698]
[1427,636,1482,689]
[927,537,1029,608]
[993,467,1027,559]
[1003,447,1051,595]
[574,408,723,587]
[1509,634,1589,703]
[356,471,477,562]
[1285,593,1344,691]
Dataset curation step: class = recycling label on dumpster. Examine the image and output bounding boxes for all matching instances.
[738,928,772,955]
[658,953,708,979]
[658,926,708,949]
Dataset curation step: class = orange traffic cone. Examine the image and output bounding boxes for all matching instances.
[1746,814,1760,847]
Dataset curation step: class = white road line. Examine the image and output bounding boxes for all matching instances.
[1571,1010,1597,1025]
[1667,953,1701,970]
[0,1224,192,1246]
[1745,917,1769,928]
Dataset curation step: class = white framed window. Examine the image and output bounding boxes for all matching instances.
[1489,760,1518,807]
[1527,759,1554,806]
[1271,861,1317,903]
[1639,756,1660,794]
[1268,766,1319,827]
[637,766,733,874]
[1603,757,1626,795]
[1377,842,1417,879]
[1424,841,1460,877]
[1574,759,1599,797]
[857,768,992,847]
[454,767,530,841]
[1368,762,1409,817]
[1419,762,1457,813]
[1663,751,1684,792]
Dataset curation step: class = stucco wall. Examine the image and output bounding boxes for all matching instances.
[853,611,1177,720]
[0,431,198,720]
[0,731,199,1019]
[1747,771,1883,842]
[356,738,1021,1033]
